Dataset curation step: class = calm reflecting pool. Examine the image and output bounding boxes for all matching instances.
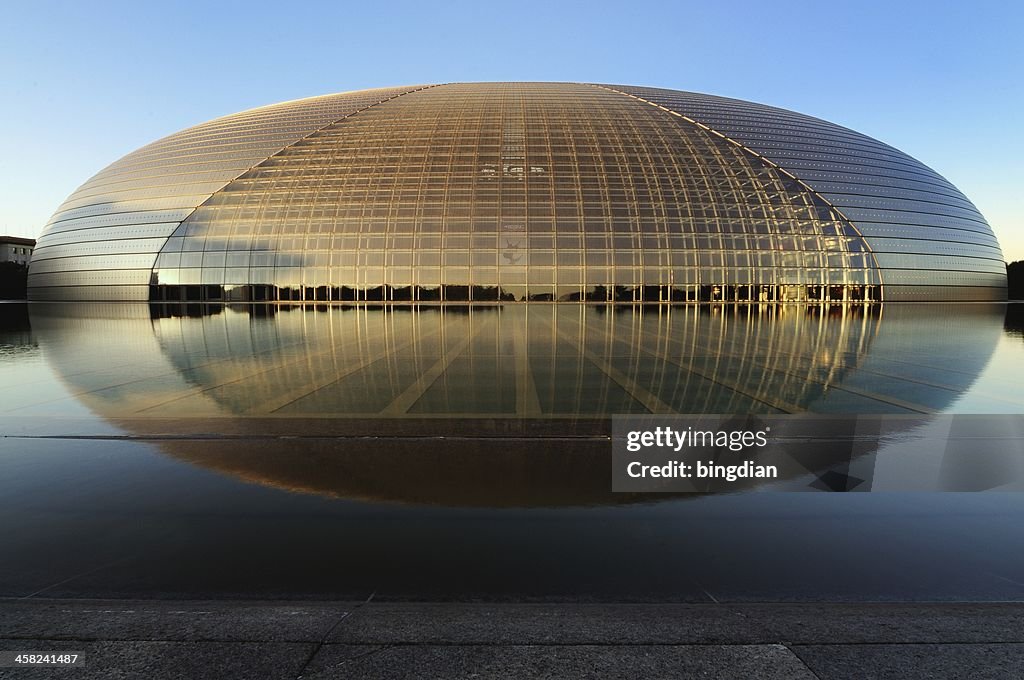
[1,302,1023,600]
[11,302,1021,418]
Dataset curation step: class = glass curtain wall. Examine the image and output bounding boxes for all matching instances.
[149,83,879,304]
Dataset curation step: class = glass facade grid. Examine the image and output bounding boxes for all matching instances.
[28,83,1005,302]
[143,84,877,303]
[29,86,431,300]
[607,85,1005,300]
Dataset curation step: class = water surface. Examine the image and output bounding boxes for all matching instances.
[1,302,1023,601]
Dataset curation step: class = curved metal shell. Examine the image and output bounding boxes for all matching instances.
[28,83,1006,302]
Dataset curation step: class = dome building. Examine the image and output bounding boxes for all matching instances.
[28,83,1006,303]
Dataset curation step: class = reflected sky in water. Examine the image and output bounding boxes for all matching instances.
[1,303,1023,601]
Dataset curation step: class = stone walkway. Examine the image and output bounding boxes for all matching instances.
[1,599,1023,678]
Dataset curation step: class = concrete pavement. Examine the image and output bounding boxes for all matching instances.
[2,599,1023,678]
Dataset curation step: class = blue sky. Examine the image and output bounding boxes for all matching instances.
[2,0,1022,260]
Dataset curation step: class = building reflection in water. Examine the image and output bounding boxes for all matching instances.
[25,302,1005,505]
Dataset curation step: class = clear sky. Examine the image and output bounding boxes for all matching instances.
[2,0,1021,261]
